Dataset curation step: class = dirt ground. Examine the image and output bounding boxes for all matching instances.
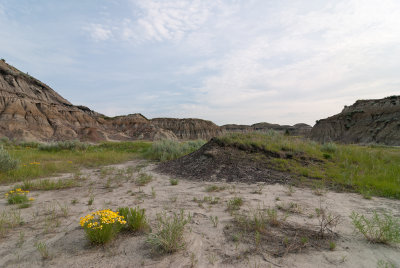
[0,160,399,268]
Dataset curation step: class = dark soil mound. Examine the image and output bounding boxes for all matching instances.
[157,138,295,184]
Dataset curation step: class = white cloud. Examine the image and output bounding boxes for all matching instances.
[178,0,400,125]
[84,23,113,41]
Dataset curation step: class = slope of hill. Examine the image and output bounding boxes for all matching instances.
[310,96,400,145]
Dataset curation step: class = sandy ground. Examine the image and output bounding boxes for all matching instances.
[0,160,399,268]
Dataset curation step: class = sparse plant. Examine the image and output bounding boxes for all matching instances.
[316,204,341,238]
[205,185,226,192]
[207,253,218,265]
[16,231,25,247]
[58,202,70,217]
[209,215,219,227]
[151,187,156,198]
[146,210,191,253]
[80,209,126,244]
[285,185,295,196]
[227,197,243,211]
[251,184,264,194]
[190,252,198,267]
[312,180,326,196]
[329,241,336,251]
[117,207,149,233]
[71,198,78,205]
[0,209,23,237]
[136,173,152,186]
[377,260,396,268]
[350,211,400,244]
[170,178,179,185]
[35,241,50,259]
[88,196,94,206]
[254,231,261,249]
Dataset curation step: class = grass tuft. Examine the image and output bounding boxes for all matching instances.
[117,207,150,233]
[146,210,191,253]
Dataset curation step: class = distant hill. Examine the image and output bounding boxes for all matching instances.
[310,96,400,145]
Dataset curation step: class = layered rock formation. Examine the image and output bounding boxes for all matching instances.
[310,96,400,145]
[221,122,312,136]
[151,118,223,140]
[0,60,176,141]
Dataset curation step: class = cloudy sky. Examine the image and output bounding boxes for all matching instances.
[0,0,399,126]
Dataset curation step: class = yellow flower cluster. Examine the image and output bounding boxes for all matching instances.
[4,188,29,197]
[80,209,126,230]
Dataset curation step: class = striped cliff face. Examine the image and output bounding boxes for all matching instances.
[310,96,400,146]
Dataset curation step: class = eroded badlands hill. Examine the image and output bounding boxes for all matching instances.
[0,60,175,141]
[310,96,400,145]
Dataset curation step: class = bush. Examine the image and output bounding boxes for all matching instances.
[350,211,400,244]
[38,140,89,152]
[117,207,149,233]
[0,146,18,172]
[80,209,126,244]
[146,210,191,253]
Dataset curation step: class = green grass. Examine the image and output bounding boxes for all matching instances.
[0,141,151,184]
[205,185,226,192]
[18,178,79,191]
[227,197,243,211]
[215,132,400,199]
[146,210,192,253]
[136,173,153,186]
[118,207,150,233]
[144,139,206,161]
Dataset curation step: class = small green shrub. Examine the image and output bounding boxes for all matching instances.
[350,211,400,244]
[146,210,191,253]
[170,178,179,185]
[0,146,18,172]
[80,209,126,244]
[117,207,149,233]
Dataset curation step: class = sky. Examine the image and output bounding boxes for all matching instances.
[0,0,399,126]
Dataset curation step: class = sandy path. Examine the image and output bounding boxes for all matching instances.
[0,160,399,268]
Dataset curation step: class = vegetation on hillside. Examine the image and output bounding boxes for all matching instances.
[215,132,400,199]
